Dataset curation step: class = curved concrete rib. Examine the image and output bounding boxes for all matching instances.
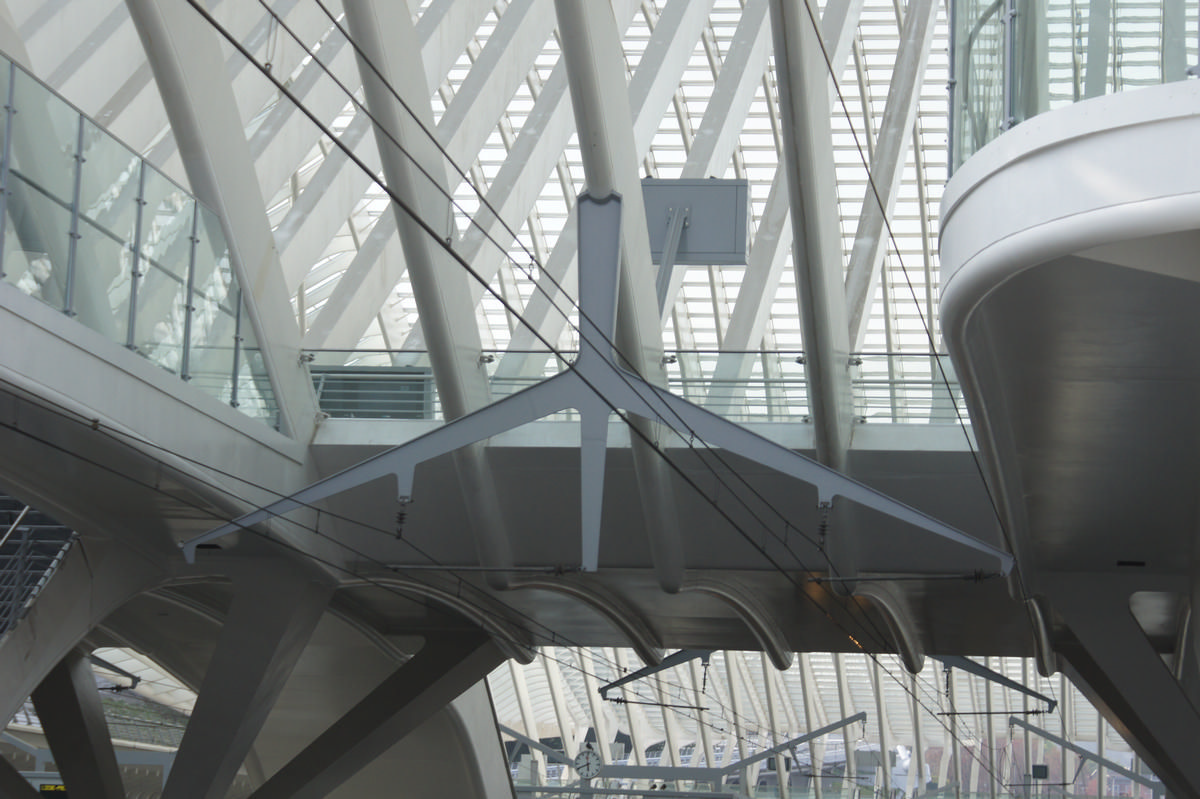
[853,580,925,674]
[357,574,538,664]
[681,577,793,670]
[509,576,664,667]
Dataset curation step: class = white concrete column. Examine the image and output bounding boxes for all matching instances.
[163,564,334,799]
[768,0,853,472]
[341,0,516,587]
[250,633,506,799]
[31,649,125,799]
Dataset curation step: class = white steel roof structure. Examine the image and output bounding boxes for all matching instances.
[0,0,1188,796]
[9,0,950,372]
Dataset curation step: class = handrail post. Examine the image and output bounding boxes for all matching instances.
[0,60,15,278]
[180,201,198,381]
[64,113,84,317]
[125,160,146,349]
[230,287,244,409]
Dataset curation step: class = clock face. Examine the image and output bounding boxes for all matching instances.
[573,748,603,779]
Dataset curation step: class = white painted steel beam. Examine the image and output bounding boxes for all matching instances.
[402,58,576,354]
[275,113,376,293]
[301,215,404,350]
[127,0,318,440]
[416,0,494,97]
[248,30,354,203]
[703,0,868,413]
[768,0,853,471]
[553,0,682,591]
[341,0,515,586]
[844,0,939,351]
[439,0,557,169]
[579,648,616,766]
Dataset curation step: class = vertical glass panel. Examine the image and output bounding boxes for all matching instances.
[188,205,236,402]
[74,121,140,341]
[232,292,280,428]
[952,0,1006,169]
[4,70,78,303]
[133,165,193,372]
[8,69,78,205]
[75,212,132,343]
[2,171,73,306]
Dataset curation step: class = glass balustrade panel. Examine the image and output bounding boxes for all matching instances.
[133,163,193,373]
[4,68,79,309]
[231,294,280,427]
[952,0,1199,170]
[188,204,237,403]
[75,119,141,343]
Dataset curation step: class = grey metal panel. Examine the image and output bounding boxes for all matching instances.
[642,178,749,265]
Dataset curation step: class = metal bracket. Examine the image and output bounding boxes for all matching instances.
[598,649,711,701]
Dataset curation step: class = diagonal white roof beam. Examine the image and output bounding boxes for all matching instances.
[416,0,494,96]
[266,0,505,313]
[342,0,516,588]
[703,173,791,414]
[659,0,773,319]
[404,56,577,355]
[301,214,403,350]
[769,0,853,470]
[495,0,712,379]
[248,28,354,201]
[844,0,939,351]
[275,113,377,293]
[250,0,480,207]
[128,0,318,440]
[150,2,327,173]
[699,0,865,413]
[438,0,557,169]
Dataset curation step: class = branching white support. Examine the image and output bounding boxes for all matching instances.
[182,195,1014,580]
[844,0,940,350]
[554,0,683,591]
[127,0,317,440]
[342,0,515,587]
